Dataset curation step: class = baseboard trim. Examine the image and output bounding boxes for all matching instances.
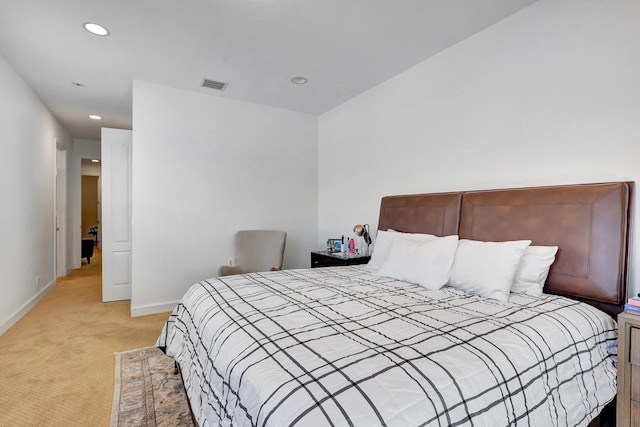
[130,300,178,317]
[0,279,56,336]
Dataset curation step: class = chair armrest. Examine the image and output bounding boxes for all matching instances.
[218,265,243,277]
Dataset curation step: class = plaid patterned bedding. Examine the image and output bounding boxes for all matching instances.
[157,266,617,427]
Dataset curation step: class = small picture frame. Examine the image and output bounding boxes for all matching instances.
[327,238,342,253]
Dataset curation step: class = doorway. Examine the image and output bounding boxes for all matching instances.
[81,160,101,265]
[82,176,99,243]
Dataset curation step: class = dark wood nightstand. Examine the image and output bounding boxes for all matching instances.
[310,251,371,268]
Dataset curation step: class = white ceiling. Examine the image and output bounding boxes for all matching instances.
[0,0,538,141]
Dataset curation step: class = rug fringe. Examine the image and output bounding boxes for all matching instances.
[113,345,158,356]
[109,351,123,427]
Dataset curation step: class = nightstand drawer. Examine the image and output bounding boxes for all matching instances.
[631,327,640,364]
[633,364,640,402]
[632,327,640,402]
[312,253,346,267]
[632,400,640,427]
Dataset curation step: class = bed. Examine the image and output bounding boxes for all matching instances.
[158,181,632,427]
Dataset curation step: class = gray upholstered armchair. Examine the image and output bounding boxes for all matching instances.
[218,230,287,277]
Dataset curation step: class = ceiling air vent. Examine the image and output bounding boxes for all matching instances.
[201,79,228,91]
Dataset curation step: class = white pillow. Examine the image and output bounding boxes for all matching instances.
[368,230,437,270]
[375,235,459,290]
[511,246,558,297]
[448,239,532,301]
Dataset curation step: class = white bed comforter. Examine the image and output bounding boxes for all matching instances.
[157,266,617,427]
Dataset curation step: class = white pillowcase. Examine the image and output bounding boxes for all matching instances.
[448,239,532,302]
[375,235,459,290]
[368,230,437,270]
[510,246,558,297]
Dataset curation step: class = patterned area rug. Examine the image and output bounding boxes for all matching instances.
[111,346,195,427]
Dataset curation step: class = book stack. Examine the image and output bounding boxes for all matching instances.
[624,296,640,313]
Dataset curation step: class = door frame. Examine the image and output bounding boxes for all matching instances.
[55,142,67,278]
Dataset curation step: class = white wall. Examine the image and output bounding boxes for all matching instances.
[319,0,640,294]
[131,81,318,315]
[81,162,101,176]
[0,53,73,334]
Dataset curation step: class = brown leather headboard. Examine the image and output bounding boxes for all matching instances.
[378,193,461,235]
[377,182,632,316]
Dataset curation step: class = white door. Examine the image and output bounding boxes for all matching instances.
[55,145,66,278]
[101,128,132,302]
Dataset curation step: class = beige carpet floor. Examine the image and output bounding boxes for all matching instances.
[0,249,172,426]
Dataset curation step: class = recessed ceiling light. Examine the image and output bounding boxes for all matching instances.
[290,76,308,85]
[91,159,100,163]
[83,22,110,36]
[89,115,102,120]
